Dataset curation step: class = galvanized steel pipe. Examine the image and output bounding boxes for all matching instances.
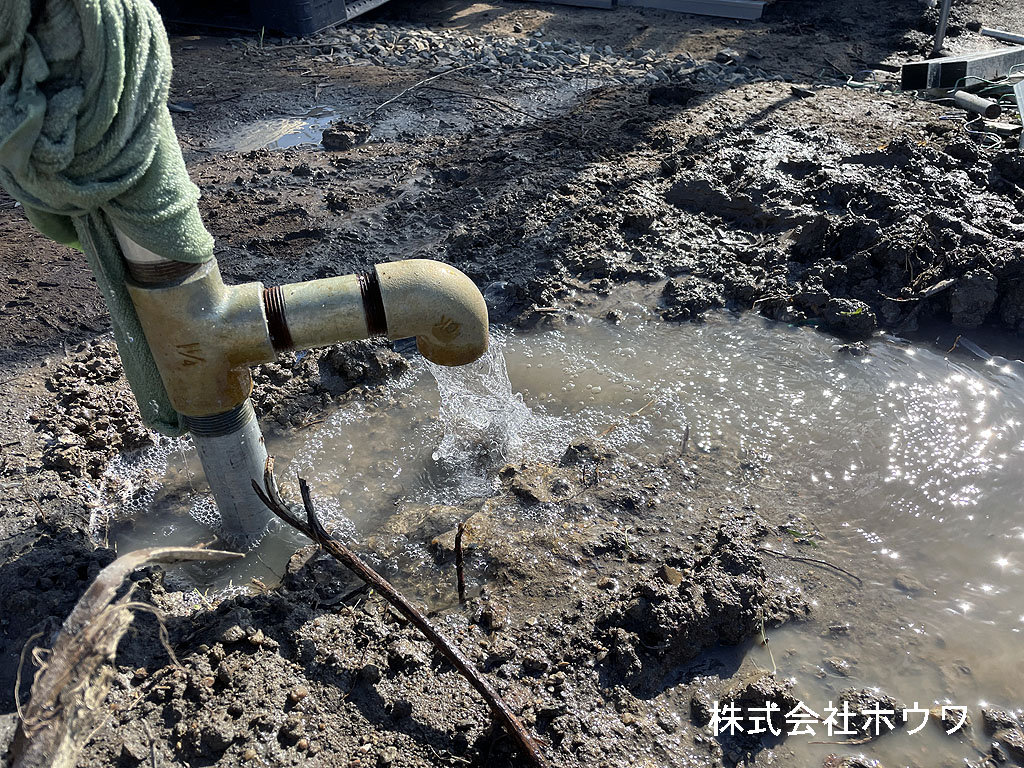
[932,0,954,56]
[953,90,1002,119]
[979,27,1024,46]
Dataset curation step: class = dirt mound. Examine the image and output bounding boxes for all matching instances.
[598,516,807,690]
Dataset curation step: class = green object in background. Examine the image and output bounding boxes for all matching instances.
[0,0,215,436]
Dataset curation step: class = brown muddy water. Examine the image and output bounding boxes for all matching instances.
[99,300,1023,767]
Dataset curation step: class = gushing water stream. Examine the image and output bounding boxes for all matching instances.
[425,341,559,493]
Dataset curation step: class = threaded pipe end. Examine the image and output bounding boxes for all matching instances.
[183,400,256,437]
[263,285,293,351]
[126,259,203,286]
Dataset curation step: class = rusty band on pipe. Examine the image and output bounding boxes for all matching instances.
[359,270,388,337]
[263,285,293,351]
[125,258,202,286]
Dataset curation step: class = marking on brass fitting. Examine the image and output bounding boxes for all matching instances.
[176,342,205,366]
[433,315,462,342]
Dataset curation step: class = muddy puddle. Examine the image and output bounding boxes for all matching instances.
[101,300,1024,766]
[212,77,589,152]
[222,107,341,152]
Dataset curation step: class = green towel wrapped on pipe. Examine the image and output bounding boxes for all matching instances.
[0,0,215,436]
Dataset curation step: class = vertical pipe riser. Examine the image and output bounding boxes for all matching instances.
[185,401,274,550]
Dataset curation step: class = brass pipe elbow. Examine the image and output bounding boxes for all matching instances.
[376,259,490,366]
[265,259,489,367]
[128,258,488,418]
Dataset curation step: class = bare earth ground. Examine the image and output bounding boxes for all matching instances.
[1,1,1023,767]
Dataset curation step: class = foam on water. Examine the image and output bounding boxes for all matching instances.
[92,435,196,545]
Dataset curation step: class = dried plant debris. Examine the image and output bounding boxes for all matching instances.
[6,547,240,768]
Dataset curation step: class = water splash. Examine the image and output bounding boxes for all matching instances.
[425,334,563,494]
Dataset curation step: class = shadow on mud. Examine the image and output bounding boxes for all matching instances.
[0,524,115,713]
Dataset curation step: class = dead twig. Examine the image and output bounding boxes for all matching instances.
[258,42,322,51]
[423,84,559,121]
[824,58,849,78]
[758,615,777,675]
[757,546,863,586]
[598,397,657,438]
[14,632,44,724]
[455,522,467,604]
[20,481,46,521]
[141,722,158,768]
[368,64,475,118]
[252,458,549,768]
[751,293,794,309]
[119,666,180,721]
[880,277,955,303]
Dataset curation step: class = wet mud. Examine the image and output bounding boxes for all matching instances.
[2,1,1023,767]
